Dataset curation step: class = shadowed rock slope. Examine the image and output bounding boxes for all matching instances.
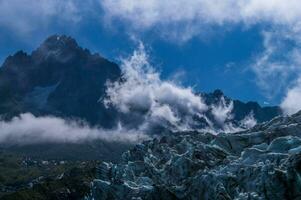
[89,111,301,200]
[0,35,121,128]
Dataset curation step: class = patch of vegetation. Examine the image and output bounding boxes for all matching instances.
[0,150,99,200]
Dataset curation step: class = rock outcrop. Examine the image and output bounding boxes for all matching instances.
[0,35,121,128]
[89,111,301,200]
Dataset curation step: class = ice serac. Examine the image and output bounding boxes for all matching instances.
[89,111,301,200]
[0,35,121,128]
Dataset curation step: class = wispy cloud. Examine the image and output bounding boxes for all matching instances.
[0,113,149,145]
[104,43,208,132]
[0,0,94,36]
[251,30,301,99]
[7,0,300,39]
[100,0,301,41]
[239,111,257,129]
[211,97,233,125]
[104,43,253,133]
[281,78,301,115]
[100,0,301,105]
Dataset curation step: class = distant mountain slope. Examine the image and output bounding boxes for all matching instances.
[0,35,281,132]
[0,35,120,128]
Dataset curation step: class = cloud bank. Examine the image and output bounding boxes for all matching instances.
[4,0,301,39]
[211,97,233,125]
[100,0,301,41]
[104,43,208,132]
[0,113,149,145]
[104,43,253,133]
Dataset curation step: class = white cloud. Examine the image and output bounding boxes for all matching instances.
[104,43,208,132]
[208,97,249,133]
[5,0,301,39]
[0,0,93,36]
[240,0,301,25]
[100,0,301,40]
[100,0,301,103]
[101,0,236,42]
[104,43,247,133]
[281,78,301,115]
[261,25,301,110]
[211,97,233,125]
[0,113,149,145]
[251,30,301,99]
[239,111,257,129]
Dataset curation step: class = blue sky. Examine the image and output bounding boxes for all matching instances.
[1,0,301,110]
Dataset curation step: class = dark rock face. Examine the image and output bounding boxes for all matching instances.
[89,111,301,200]
[0,35,121,127]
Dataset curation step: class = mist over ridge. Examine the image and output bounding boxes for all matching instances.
[0,35,281,145]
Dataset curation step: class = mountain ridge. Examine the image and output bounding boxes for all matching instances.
[201,89,281,123]
[0,35,281,130]
[0,35,121,128]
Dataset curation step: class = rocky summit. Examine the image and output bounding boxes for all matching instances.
[0,35,121,128]
[89,111,301,200]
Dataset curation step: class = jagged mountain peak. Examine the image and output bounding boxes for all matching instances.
[31,34,89,64]
[0,35,121,127]
[201,89,228,104]
[1,35,89,70]
[37,34,82,53]
[43,35,78,47]
[212,89,224,97]
[2,50,30,68]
